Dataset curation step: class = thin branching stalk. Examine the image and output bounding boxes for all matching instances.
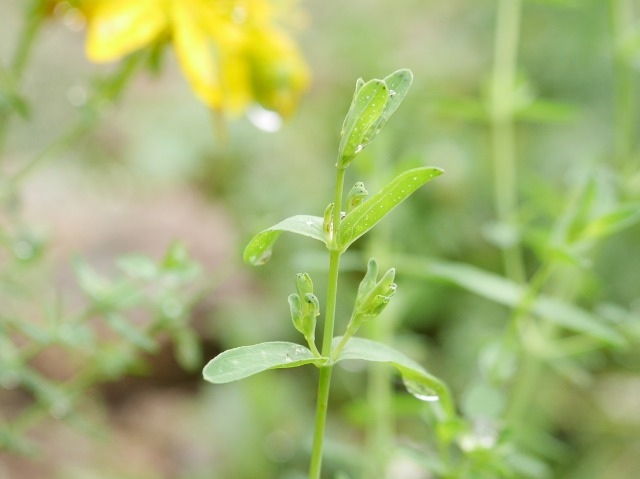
[0,0,47,157]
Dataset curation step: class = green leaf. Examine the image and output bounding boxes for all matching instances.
[338,79,389,168]
[243,215,325,265]
[336,167,444,251]
[333,337,455,416]
[580,205,640,240]
[203,342,325,384]
[395,256,626,346]
[380,69,413,124]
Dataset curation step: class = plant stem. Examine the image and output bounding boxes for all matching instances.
[490,0,525,284]
[309,362,334,479]
[0,0,47,157]
[9,52,143,187]
[309,167,346,479]
[609,0,636,170]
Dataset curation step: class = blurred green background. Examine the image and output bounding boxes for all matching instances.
[1,0,640,478]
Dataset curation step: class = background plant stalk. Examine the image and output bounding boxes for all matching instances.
[490,0,525,284]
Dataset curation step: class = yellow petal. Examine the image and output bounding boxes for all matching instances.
[86,0,168,62]
[248,27,310,117]
[172,1,251,113]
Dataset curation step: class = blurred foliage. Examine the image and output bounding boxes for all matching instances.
[1,0,640,478]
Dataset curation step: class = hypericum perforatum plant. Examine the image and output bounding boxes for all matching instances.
[203,69,454,479]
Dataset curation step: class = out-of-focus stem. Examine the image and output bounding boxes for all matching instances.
[490,0,525,284]
[609,0,636,170]
[0,0,47,157]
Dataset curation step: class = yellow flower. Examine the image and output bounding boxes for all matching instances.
[83,0,309,117]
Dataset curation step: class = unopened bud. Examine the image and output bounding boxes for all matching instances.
[346,182,368,213]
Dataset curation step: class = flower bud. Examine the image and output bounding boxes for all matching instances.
[288,293,304,334]
[323,203,334,242]
[346,182,368,213]
[295,272,314,298]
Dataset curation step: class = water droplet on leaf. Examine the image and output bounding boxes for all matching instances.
[50,399,71,419]
[403,378,439,402]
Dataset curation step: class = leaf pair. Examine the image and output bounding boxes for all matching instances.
[338,69,414,169]
[243,166,443,264]
[202,337,454,417]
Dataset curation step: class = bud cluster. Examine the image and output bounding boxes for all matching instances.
[288,273,321,355]
[346,258,396,336]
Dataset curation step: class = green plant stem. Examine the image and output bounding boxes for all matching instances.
[9,52,143,187]
[609,0,636,170]
[490,0,525,284]
[0,0,47,157]
[309,167,346,479]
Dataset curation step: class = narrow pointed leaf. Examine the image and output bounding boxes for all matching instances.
[203,342,324,383]
[580,205,640,240]
[243,215,325,266]
[336,167,444,251]
[395,255,626,346]
[338,79,389,168]
[333,337,455,416]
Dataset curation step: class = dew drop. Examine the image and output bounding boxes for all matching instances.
[247,105,282,132]
[389,90,397,97]
[355,145,365,154]
[284,355,293,364]
[305,220,314,226]
[13,240,34,260]
[231,5,248,24]
[403,378,439,402]
[340,211,347,220]
[62,8,86,32]
[162,298,183,319]
[50,398,71,419]
[67,85,88,107]
[254,249,272,265]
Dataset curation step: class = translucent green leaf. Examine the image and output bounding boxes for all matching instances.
[396,256,626,346]
[333,337,455,416]
[203,342,325,384]
[243,215,325,266]
[338,79,388,168]
[336,167,444,251]
[380,69,413,124]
